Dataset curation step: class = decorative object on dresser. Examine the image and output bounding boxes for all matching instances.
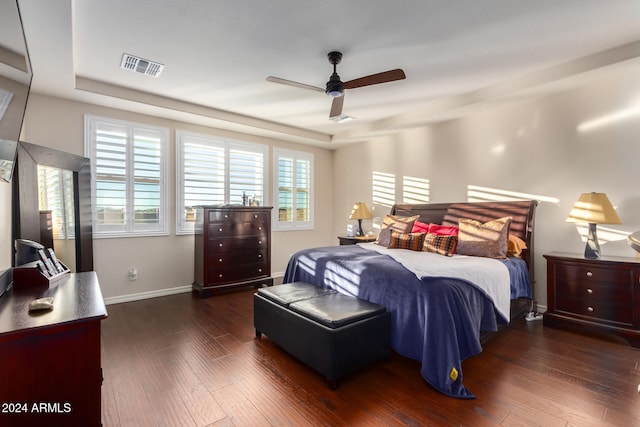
[0,271,107,426]
[543,252,640,347]
[565,192,622,259]
[629,231,640,253]
[349,201,372,236]
[193,206,273,297]
[338,235,377,245]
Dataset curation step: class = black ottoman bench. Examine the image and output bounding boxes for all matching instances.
[254,282,391,389]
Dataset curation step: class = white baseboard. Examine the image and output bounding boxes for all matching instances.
[104,284,192,305]
[103,274,287,305]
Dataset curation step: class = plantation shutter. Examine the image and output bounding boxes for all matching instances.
[277,156,293,222]
[94,122,127,230]
[132,128,163,229]
[87,115,169,236]
[176,131,268,234]
[273,148,313,230]
[229,145,264,206]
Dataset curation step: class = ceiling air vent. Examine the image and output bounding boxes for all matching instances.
[120,53,164,78]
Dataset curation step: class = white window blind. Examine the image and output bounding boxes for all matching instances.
[273,148,313,231]
[85,115,169,237]
[176,131,268,234]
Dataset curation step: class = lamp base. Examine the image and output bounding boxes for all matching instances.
[584,222,600,259]
[357,219,365,236]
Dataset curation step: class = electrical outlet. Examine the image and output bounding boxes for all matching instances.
[129,268,138,281]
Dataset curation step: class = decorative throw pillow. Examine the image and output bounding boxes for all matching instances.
[423,233,458,256]
[411,220,430,233]
[376,215,419,247]
[388,230,426,251]
[428,223,459,236]
[456,216,512,259]
[507,234,527,258]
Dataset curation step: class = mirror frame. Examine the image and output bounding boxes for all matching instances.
[12,141,93,272]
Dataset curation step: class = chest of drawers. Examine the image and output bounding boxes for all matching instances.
[193,206,273,297]
[543,252,640,347]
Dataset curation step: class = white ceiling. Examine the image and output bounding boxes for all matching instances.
[17,0,640,147]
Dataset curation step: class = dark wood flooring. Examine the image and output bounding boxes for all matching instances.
[101,289,640,426]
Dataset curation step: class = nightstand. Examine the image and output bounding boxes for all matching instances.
[543,252,640,347]
[338,235,377,245]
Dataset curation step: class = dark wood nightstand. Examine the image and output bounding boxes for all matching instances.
[543,252,640,347]
[338,235,377,245]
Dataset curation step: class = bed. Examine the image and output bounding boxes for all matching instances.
[283,200,538,398]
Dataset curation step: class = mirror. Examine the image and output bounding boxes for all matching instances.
[13,141,94,272]
[0,0,32,182]
[37,165,76,271]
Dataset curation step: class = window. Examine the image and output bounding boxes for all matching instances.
[85,115,169,237]
[176,131,268,234]
[273,148,313,231]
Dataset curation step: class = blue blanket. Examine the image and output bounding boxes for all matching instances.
[283,245,531,398]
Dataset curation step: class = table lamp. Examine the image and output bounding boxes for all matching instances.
[349,202,372,236]
[566,192,622,259]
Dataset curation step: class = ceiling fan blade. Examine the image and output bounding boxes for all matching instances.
[344,69,406,89]
[329,95,344,118]
[266,76,325,93]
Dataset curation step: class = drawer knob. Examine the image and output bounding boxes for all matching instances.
[219,243,223,247]
[258,240,262,245]
[586,271,593,277]
[587,288,593,294]
[218,258,223,263]
[258,268,262,273]
[587,306,594,312]
[219,274,223,278]
[254,214,258,218]
[258,226,262,231]
[258,254,262,258]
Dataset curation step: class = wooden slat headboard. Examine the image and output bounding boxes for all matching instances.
[390,200,538,282]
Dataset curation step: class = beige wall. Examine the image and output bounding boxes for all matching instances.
[20,94,334,301]
[332,63,640,307]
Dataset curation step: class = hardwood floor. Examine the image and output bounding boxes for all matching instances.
[101,289,640,426]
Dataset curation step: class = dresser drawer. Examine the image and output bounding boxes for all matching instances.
[208,220,268,238]
[208,210,269,223]
[208,249,267,266]
[206,261,269,285]
[555,263,632,285]
[206,236,267,253]
[556,281,633,325]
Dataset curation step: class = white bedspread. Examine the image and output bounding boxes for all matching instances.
[358,242,511,322]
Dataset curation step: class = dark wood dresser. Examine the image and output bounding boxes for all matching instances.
[0,271,107,427]
[193,206,273,297]
[543,252,640,347]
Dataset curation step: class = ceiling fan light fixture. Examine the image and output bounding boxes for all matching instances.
[326,75,344,97]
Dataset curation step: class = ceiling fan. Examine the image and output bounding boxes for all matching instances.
[267,51,406,119]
